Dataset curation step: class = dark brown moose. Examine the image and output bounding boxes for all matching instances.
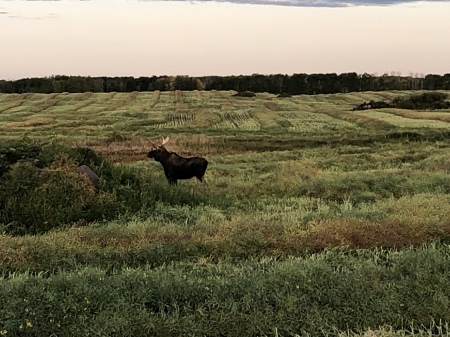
[147,137,208,186]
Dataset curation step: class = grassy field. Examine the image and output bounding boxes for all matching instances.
[1,90,450,336]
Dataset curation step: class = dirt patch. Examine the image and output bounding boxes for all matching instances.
[233,91,256,97]
[264,102,280,111]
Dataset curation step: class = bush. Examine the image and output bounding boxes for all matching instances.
[37,141,110,170]
[0,142,125,234]
[0,156,119,235]
[352,100,393,110]
[0,143,41,178]
[392,92,450,110]
[353,93,450,111]
[0,141,214,235]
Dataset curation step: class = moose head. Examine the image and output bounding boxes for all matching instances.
[147,136,171,162]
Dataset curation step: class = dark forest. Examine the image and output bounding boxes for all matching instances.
[1,72,449,95]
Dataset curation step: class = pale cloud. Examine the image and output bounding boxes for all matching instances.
[187,0,449,6]
[7,0,450,7]
[7,14,58,19]
[4,10,59,20]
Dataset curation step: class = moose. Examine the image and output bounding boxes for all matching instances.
[147,137,208,186]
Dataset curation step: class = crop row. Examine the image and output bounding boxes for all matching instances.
[213,111,261,130]
[148,113,196,129]
[354,110,450,128]
[277,110,360,133]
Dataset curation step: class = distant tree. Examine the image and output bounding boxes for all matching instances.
[424,74,444,90]
[103,77,124,92]
[359,73,374,91]
[249,74,269,93]
[87,77,104,92]
[125,78,137,92]
[51,76,67,93]
[283,73,309,95]
[135,77,151,92]
[0,80,14,93]
[174,75,197,90]
[443,74,450,90]
[307,73,325,94]
[321,73,341,94]
[266,74,285,94]
[66,76,89,92]
[339,72,359,93]
[1,72,445,95]
[153,77,168,91]
[39,78,53,93]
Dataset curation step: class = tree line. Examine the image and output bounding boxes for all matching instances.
[1,72,449,95]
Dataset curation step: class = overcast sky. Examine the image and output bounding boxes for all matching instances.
[1,0,449,80]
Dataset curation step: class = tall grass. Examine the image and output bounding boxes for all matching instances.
[1,245,450,337]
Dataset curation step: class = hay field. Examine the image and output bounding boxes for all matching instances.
[2,90,450,336]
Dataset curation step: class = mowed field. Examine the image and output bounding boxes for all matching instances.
[2,90,450,336]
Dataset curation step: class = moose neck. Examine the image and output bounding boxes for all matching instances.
[158,148,171,164]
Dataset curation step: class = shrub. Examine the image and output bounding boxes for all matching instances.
[0,156,119,235]
[0,143,41,178]
[0,141,215,235]
[353,93,450,111]
[353,100,393,110]
[37,141,110,169]
[0,142,123,234]
[392,92,450,110]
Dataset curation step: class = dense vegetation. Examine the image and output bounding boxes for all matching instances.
[392,92,450,110]
[353,92,450,110]
[1,90,450,336]
[1,72,450,95]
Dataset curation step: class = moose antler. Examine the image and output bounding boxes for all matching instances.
[161,136,170,147]
[149,136,169,149]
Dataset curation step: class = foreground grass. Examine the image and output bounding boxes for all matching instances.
[2,244,450,336]
[2,192,450,274]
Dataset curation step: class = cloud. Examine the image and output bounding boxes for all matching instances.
[191,0,449,7]
[6,12,59,20]
[6,0,450,7]
[1,2,59,20]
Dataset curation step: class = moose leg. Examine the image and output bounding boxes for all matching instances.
[197,176,208,189]
[165,172,177,186]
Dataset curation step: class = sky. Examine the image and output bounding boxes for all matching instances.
[1,0,449,80]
